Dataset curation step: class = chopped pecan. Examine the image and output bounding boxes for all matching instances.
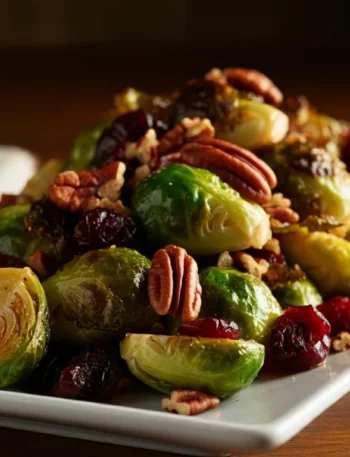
[217,251,234,269]
[263,193,299,224]
[161,390,220,416]
[148,244,202,322]
[126,164,151,189]
[232,252,269,280]
[223,67,283,105]
[49,162,127,214]
[332,332,350,352]
[157,117,214,157]
[180,137,277,205]
[124,129,159,164]
[204,68,228,87]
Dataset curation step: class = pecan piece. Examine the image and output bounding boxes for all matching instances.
[231,252,269,280]
[124,129,159,164]
[205,68,227,87]
[49,162,127,214]
[223,67,283,105]
[180,137,277,205]
[263,193,300,224]
[161,390,220,416]
[148,244,202,322]
[332,332,350,352]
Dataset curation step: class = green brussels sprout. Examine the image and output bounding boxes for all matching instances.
[132,164,271,255]
[0,267,49,388]
[279,230,350,298]
[272,279,322,309]
[215,99,289,150]
[0,205,36,259]
[199,267,281,342]
[64,112,117,172]
[264,142,350,221]
[43,247,161,344]
[120,333,264,398]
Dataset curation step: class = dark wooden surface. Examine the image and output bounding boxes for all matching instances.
[0,50,350,456]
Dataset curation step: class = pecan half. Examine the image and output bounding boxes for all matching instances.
[180,138,277,204]
[332,332,350,352]
[161,390,220,416]
[263,193,300,224]
[157,117,214,158]
[49,162,127,214]
[223,67,283,105]
[148,244,202,322]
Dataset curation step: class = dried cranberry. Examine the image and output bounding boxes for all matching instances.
[74,208,137,251]
[246,248,286,265]
[317,296,350,336]
[178,318,240,340]
[52,348,122,402]
[93,109,167,168]
[0,253,27,268]
[266,305,331,373]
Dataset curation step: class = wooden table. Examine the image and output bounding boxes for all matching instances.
[1,50,349,457]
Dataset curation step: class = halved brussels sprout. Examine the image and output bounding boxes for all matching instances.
[0,205,35,259]
[43,247,161,344]
[272,279,322,309]
[0,267,49,388]
[199,267,281,342]
[64,112,117,172]
[215,99,289,150]
[279,230,350,298]
[120,333,264,398]
[264,142,350,221]
[132,164,271,255]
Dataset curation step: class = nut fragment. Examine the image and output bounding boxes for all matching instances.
[263,238,281,255]
[157,117,214,157]
[217,251,234,269]
[126,164,151,189]
[223,67,283,105]
[148,244,202,322]
[49,162,127,214]
[332,332,350,352]
[180,137,277,205]
[205,68,228,87]
[263,192,300,224]
[124,129,159,164]
[232,252,269,280]
[161,390,220,416]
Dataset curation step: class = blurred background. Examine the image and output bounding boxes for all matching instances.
[1,0,349,159]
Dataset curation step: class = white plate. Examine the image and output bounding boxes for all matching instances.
[2,350,350,456]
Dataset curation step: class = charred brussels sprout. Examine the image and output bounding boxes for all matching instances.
[120,333,264,398]
[64,113,117,172]
[264,142,350,221]
[0,267,49,388]
[279,231,350,298]
[43,247,161,344]
[199,267,281,342]
[132,164,271,255]
[272,279,322,309]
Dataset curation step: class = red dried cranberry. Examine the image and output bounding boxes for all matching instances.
[74,208,137,251]
[0,253,27,268]
[246,248,286,265]
[52,348,122,402]
[178,318,240,340]
[317,296,350,336]
[266,305,331,373]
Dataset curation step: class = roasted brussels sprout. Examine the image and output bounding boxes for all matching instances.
[0,267,49,388]
[199,267,281,342]
[279,230,350,298]
[21,159,62,202]
[120,333,264,398]
[264,142,350,221]
[43,247,161,344]
[0,205,35,259]
[64,112,117,172]
[272,279,322,309]
[215,99,289,150]
[132,164,271,255]
[114,87,171,119]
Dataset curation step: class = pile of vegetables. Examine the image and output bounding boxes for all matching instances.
[1,67,350,415]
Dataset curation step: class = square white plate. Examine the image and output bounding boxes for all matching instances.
[2,350,350,456]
